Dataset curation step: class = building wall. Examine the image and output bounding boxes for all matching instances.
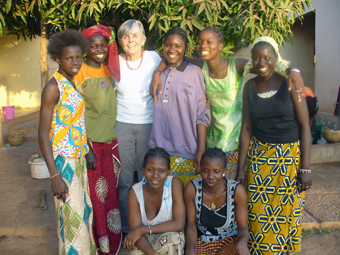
[0,32,57,108]
[280,13,315,92]
[313,0,340,114]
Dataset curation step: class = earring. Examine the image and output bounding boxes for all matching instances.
[142,176,147,185]
[222,173,225,178]
[165,177,171,187]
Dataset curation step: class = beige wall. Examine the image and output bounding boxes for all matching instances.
[280,13,315,91]
[0,32,58,108]
[313,0,340,114]
[0,33,41,108]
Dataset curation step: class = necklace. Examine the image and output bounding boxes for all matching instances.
[204,180,224,210]
[126,52,143,70]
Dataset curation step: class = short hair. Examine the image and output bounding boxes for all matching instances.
[117,20,146,45]
[143,147,171,169]
[200,147,227,167]
[251,41,277,56]
[200,27,224,44]
[47,29,88,60]
[163,26,188,48]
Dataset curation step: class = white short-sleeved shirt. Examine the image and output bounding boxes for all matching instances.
[116,51,161,124]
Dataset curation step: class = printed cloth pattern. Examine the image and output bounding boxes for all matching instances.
[245,136,305,255]
[88,140,122,255]
[49,71,88,158]
[194,236,237,255]
[169,156,200,187]
[130,231,185,255]
[53,154,97,255]
[203,58,244,153]
[192,177,238,243]
[225,150,239,180]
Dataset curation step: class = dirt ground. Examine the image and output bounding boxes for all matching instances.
[0,141,339,254]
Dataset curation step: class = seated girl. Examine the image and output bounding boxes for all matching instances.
[148,26,211,186]
[124,147,185,255]
[184,147,250,255]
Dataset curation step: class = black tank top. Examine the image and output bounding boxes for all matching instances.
[246,79,299,143]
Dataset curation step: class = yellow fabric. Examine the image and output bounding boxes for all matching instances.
[243,36,290,79]
[49,71,88,158]
[169,156,200,187]
[245,136,304,254]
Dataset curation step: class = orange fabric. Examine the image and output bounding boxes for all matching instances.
[75,63,111,85]
[303,86,315,97]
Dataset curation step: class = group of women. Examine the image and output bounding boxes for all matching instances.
[38,18,312,255]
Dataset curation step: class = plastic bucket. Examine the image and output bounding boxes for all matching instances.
[2,106,15,120]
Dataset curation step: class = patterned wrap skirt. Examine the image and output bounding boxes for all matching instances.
[225,150,239,180]
[131,231,185,255]
[194,236,237,255]
[87,139,122,255]
[169,156,200,187]
[53,154,98,255]
[245,136,305,255]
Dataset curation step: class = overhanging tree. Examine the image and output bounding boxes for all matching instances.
[75,0,313,57]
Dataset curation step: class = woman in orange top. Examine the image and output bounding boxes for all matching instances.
[75,24,122,255]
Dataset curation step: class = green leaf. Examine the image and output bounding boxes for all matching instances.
[197,3,205,16]
[5,0,12,13]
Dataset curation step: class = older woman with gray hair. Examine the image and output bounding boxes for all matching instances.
[115,19,161,237]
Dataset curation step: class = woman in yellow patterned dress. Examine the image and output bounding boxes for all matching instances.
[236,36,312,254]
[38,29,97,255]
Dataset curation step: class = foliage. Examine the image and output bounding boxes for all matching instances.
[74,0,313,57]
[0,0,313,55]
[0,0,81,41]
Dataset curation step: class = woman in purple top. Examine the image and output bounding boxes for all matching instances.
[148,26,211,187]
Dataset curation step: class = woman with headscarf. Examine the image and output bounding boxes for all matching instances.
[75,24,122,255]
[236,36,312,254]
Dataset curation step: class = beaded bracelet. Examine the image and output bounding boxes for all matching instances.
[148,225,152,235]
[50,172,60,179]
[299,169,312,174]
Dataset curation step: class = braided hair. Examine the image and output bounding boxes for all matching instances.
[201,147,227,166]
[143,147,170,169]
[200,27,224,44]
[164,26,188,48]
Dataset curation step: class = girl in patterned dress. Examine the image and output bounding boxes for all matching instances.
[184,147,250,255]
[124,147,185,254]
[237,36,312,254]
[38,29,97,255]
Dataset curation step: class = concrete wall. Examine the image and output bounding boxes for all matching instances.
[312,0,340,114]
[0,33,41,108]
[280,13,315,92]
[0,31,58,109]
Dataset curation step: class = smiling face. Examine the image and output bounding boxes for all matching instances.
[252,43,278,78]
[163,34,186,68]
[56,45,83,82]
[200,156,226,189]
[86,34,108,67]
[197,30,223,61]
[143,156,170,190]
[120,26,144,58]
